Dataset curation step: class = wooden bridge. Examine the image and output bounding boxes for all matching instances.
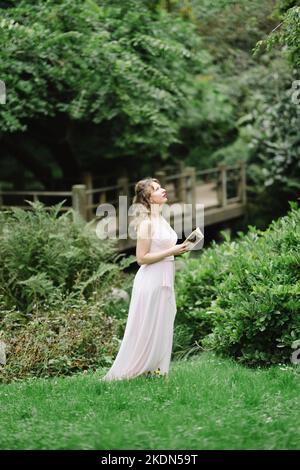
[0,161,247,251]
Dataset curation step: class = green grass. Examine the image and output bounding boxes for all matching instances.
[1,351,300,450]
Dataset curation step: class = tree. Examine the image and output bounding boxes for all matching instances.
[0,0,211,185]
[253,2,300,67]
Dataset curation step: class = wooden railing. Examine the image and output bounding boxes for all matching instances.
[0,161,247,222]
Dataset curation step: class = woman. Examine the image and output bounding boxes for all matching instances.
[101,177,189,382]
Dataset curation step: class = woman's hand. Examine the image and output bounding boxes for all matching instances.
[171,242,190,256]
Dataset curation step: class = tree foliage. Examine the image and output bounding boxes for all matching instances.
[0,0,210,157]
[254,2,300,67]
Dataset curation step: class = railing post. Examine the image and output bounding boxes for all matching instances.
[72,184,87,222]
[117,176,129,196]
[238,160,247,205]
[176,161,186,203]
[99,191,107,205]
[185,166,196,222]
[117,176,129,222]
[217,163,227,207]
[82,171,93,221]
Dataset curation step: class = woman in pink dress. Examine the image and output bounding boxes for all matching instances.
[101,177,189,382]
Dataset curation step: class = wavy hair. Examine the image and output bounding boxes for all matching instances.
[131,177,160,234]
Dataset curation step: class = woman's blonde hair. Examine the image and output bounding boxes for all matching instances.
[131,177,160,234]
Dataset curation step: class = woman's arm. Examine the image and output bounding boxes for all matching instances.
[137,239,176,266]
[136,219,189,266]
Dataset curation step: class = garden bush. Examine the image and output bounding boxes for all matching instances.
[174,201,300,366]
[0,296,122,383]
[0,201,136,382]
[173,239,232,360]
[0,200,134,315]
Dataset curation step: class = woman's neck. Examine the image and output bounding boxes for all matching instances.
[150,204,162,218]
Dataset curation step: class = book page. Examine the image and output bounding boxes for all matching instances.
[184,227,204,250]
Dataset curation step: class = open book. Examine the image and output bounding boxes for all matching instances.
[183,227,204,250]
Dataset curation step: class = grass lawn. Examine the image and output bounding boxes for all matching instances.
[0,351,299,450]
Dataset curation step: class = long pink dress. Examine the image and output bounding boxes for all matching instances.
[101,215,178,382]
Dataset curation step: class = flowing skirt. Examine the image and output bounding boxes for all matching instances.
[101,259,176,382]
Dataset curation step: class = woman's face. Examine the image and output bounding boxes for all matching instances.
[149,181,168,204]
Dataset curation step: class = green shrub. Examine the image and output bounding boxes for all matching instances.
[174,201,300,366]
[173,239,232,359]
[0,201,136,382]
[0,200,133,317]
[0,296,122,383]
